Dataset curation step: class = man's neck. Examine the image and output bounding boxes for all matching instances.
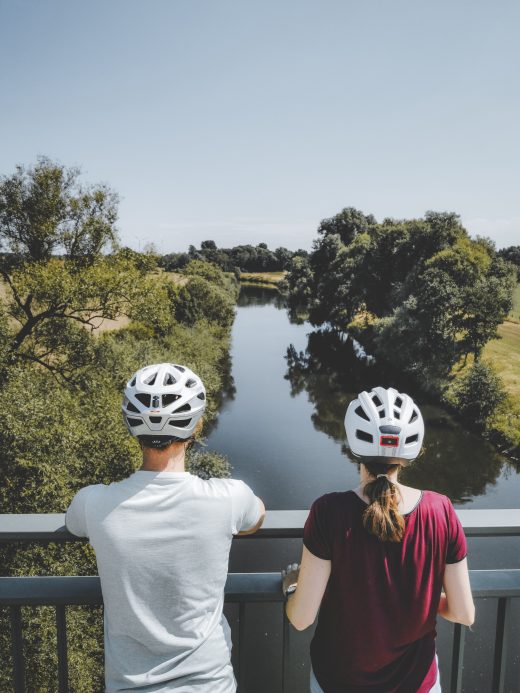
[139,442,187,472]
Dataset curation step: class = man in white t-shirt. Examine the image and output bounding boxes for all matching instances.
[66,363,265,693]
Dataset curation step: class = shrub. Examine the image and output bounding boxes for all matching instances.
[445,361,507,427]
[174,277,235,328]
[186,449,231,479]
[181,259,227,288]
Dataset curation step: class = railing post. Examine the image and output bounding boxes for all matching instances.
[9,605,25,693]
[56,605,69,693]
[449,623,465,693]
[238,602,246,692]
[491,597,510,693]
[282,609,290,693]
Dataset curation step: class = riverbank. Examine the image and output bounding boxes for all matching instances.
[239,271,286,287]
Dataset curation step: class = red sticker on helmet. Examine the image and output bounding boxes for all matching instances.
[380,435,399,447]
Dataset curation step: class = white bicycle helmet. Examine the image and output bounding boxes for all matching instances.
[122,362,206,447]
[344,386,424,460]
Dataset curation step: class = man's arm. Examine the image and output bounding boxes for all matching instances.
[65,486,93,538]
[230,480,266,536]
[237,498,266,536]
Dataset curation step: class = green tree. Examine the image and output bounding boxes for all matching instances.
[0,159,174,381]
[0,156,118,263]
[174,277,235,328]
[317,206,376,245]
[181,259,227,288]
[445,361,507,427]
[289,207,516,391]
[498,245,520,280]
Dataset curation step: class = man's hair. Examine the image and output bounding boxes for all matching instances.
[138,418,204,451]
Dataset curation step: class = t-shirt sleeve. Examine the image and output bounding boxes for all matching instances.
[445,498,467,564]
[65,486,93,538]
[229,480,263,535]
[303,497,332,560]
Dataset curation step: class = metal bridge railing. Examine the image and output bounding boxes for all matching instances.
[2,510,520,693]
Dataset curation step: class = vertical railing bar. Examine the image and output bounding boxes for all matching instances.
[491,597,510,693]
[238,602,246,693]
[9,605,25,693]
[449,623,465,693]
[282,609,290,693]
[56,605,69,693]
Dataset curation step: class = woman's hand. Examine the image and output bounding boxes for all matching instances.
[281,562,300,596]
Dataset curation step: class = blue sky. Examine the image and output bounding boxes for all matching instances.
[1,0,518,251]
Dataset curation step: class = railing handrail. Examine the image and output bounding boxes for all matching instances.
[3,570,520,693]
[2,508,520,541]
[1,569,520,605]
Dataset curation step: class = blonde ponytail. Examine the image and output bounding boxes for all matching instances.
[362,462,404,542]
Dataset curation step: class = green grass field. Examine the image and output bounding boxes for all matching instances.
[483,282,520,401]
[509,283,520,321]
[483,321,520,399]
[239,271,286,286]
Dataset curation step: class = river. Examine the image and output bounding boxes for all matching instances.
[208,285,520,692]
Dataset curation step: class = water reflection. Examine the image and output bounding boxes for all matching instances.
[284,328,504,503]
[237,284,287,309]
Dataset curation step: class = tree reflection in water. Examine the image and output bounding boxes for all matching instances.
[237,284,287,309]
[284,329,504,504]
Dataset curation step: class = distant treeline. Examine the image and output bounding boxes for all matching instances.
[498,245,520,279]
[159,240,308,273]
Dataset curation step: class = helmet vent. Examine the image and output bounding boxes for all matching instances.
[163,373,176,386]
[395,396,403,408]
[197,392,205,400]
[174,365,186,372]
[405,434,419,444]
[163,394,181,407]
[130,376,136,387]
[152,395,160,408]
[149,416,162,424]
[356,429,373,443]
[186,378,196,388]
[394,410,400,419]
[173,403,191,413]
[144,372,157,386]
[169,418,191,428]
[378,409,385,419]
[127,417,142,427]
[409,410,418,423]
[126,401,139,413]
[355,405,369,421]
[135,393,151,408]
[372,394,382,407]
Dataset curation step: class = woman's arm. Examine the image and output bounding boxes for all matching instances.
[438,558,475,627]
[284,545,331,631]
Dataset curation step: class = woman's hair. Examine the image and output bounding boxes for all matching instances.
[361,458,405,543]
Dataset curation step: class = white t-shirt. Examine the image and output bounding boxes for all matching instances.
[65,471,263,693]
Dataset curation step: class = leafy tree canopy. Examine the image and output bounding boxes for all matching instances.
[284,207,516,391]
[0,159,174,381]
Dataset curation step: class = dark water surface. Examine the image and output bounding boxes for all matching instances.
[209,286,520,693]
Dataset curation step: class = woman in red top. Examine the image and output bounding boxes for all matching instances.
[282,387,475,693]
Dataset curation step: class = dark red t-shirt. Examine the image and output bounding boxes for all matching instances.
[303,490,467,693]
